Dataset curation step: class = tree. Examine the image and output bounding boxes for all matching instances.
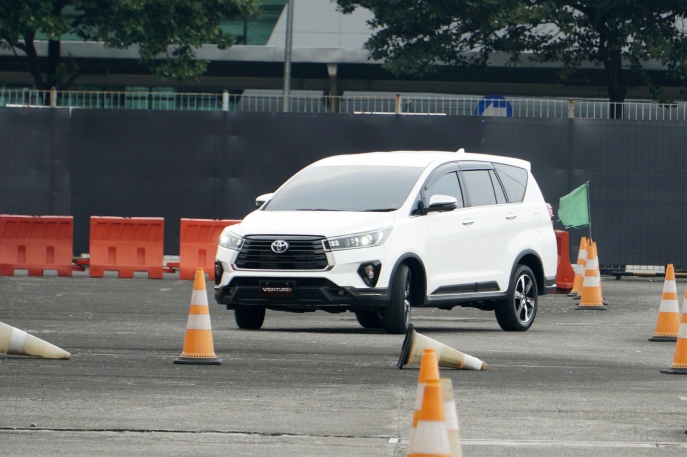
[336,0,687,118]
[0,0,261,90]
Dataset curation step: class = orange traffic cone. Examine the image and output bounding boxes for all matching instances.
[407,349,440,455]
[649,264,680,342]
[661,288,687,374]
[576,242,607,310]
[569,237,588,297]
[440,378,462,457]
[407,379,450,457]
[174,268,221,365]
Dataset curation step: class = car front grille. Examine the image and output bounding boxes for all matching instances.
[234,236,329,270]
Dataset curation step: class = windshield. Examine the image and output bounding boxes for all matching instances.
[264,165,425,212]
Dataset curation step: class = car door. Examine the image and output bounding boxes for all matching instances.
[423,167,475,295]
[459,162,512,291]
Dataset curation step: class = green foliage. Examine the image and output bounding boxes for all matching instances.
[336,0,687,104]
[0,0,262,89]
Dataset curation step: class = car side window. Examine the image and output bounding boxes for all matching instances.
[462,170,497,207]
[425,172,464,208]
[493,163,528,203]
[489,170,507,204]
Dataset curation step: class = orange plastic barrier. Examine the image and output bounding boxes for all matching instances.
[179,219,240,280]
[0,215,73,277]
[554,230,575,290]
[89,216,164,279]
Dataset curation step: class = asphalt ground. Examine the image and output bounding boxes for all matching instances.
[1,273,686,456]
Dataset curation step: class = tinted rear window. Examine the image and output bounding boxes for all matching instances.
[493,163,528,203]
[265,165,425,212]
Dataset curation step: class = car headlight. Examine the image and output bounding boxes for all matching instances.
[326,228,392,251]
[219,227,244,250]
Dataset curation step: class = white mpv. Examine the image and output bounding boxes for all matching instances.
[214,150,557,334]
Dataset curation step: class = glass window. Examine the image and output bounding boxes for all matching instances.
[265,165,425,212]
[425,172,464,208]
[493,163,528,203]
[463,170,497,206]
[489,170,507,204]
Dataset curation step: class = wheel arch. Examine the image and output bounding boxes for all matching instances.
[511,250,545,294]
[388,254,427,305]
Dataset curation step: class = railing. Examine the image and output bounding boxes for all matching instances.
[3,88,687,121]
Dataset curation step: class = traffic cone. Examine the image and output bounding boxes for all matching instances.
[398,324,488,370]
[407,349,440,455]
[407,379,450,457]
[661,288,687,374]
[0,321,70,359]
[440,378,462,457]
[569,237,588,297]
[649,264,680,342]
[174,268,221,365]
[576,242,607,310]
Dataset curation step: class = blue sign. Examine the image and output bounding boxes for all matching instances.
[475,95,513,117]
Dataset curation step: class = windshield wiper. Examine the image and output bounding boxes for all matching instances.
[364,208,397,212]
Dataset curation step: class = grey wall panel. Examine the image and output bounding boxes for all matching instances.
[0,108,70,216]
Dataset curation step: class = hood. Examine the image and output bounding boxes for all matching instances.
[232,210,396,238]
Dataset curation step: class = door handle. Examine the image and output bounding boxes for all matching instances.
[505,213,517,220]
[462,218,474,225]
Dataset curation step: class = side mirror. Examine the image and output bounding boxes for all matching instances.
[427,194,458,212]
[255,193,275,208]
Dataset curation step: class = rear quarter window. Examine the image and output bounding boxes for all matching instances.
[493,163,528,203]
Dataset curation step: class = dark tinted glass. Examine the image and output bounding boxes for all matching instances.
[493,163,528,203]
[489,170,507,204]
[462,170,497,206]
[265,165,425,212]
[425,172,464,208]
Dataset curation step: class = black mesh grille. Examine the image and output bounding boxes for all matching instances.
[234,236,329,270]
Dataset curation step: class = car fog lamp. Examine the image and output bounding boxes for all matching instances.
[364,264,375,279]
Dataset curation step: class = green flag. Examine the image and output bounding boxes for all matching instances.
[558,182,590,228]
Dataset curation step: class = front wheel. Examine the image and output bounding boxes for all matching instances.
[235,307,266,330]
[495,265,538,331]
[384,264,413,334]
[355,311,384,329]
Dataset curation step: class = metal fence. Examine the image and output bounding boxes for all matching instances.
[3,88,687,121]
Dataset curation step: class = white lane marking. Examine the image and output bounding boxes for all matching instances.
[461,439,687,448]
[388,438,399,444]
[679,397,687,401]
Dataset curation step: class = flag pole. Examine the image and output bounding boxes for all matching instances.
[587,181,592,242]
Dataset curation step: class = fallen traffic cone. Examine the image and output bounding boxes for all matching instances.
[649,264,680,342]
[407,379,450,457]
[0,321,70,359]
[661,288,687,374]
[569,237,588,297]
[576,242,607,310]
[440,378,463,457]
[398,324,488,370]
[174,268,221,365]
[407,349,440,455]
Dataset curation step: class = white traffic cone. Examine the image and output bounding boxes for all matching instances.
[0,321,70,359]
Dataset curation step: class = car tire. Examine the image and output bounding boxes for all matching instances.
[495,264,538,331]
[354,310,384,329]
[235,307,266,330]
[384,264,413,334]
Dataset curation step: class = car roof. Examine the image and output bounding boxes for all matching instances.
[311,150,531,171]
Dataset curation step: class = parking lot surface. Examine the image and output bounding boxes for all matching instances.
[1,275,686,456]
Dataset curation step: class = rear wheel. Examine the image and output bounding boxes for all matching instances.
[235,307,266,330]
[495,264,538,331]
[384,264,412,334]
[354,310,384,329]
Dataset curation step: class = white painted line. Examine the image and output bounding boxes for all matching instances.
[388,438,399,444]
[679,397,687,401]
[461,439,687,449]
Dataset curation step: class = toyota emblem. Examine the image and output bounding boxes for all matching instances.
[271,240,289,254]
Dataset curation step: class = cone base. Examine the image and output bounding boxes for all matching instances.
[648,336,677,342]
[575,305,607,310]
[397,323,415,369]
[660,367,687,375]
[568,292,579,297]
[173,356,222,365]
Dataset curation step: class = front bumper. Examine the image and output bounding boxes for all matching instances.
[214,276,389,311]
